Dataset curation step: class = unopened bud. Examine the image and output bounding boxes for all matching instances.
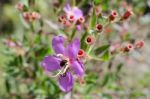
[96,24,103,32]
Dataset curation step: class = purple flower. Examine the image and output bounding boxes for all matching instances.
[41,36,84,92]
[64,4,83,21]
[63,4,84,31]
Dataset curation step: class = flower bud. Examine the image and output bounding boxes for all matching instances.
[109,10,118,21]
[68,15,75,22]
[86,36,94,45]
[121,44,133,52]
[58,15,66,22]
[122,10,132,20]
[96,24,103,32]
[31,12,41,21]
[78,49,85,58]
[135,40,144,49]
[15,3,24,12]
[63,20,71,27]
[76,17,85,25]
[23,12,31,22]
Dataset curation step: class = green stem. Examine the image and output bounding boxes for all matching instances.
[29,22,35,33]
[70,29,76,41]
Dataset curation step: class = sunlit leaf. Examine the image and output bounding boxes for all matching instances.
[90,11,97,29]
[100,50,110,61]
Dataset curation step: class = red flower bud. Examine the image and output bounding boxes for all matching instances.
[96,24,103,32]
[86,36,94,45]
[78,49,85,58]
[68,15,74,22]
[122,10,132,20]
[109,10,118,21]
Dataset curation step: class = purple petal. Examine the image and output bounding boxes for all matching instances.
[66,38,80,59]
[72,7,83,20]
[41,55,61,72]
[58,71,74,92]
[76,25,81,31]
[71,60,84,77]
[63,4,71,13]
[52,36,65,54]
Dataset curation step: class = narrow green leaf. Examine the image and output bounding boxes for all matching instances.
[5,78,11,93]
[81,32,88,50]
[70,29,76,41]
[116,63,123,72]
[101,50,110,61]
[101,73,110,87]
[94,44,110,55]
[90,11,97,29]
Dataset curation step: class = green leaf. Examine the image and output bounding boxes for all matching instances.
[86,73,98,84]
[94,0,102,5]
[81,32,88,50]
[101,73,110,87]
[90,11,97,29]
[5,78,11,93]
[116,63,123,72]
[94,44,110,55]
[100,50,110,61]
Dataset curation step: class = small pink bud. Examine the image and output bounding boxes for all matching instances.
[15,3,24,12]
[31,12,41,21]
[78,49,85,58]
[86,36,95,45]
[109,10,118,21]
[135,40,144,49]
[121,44,133,52]
[23,12,31,22]
[96,24,103,32]
[63,20,71,27]
[127,44,133,49]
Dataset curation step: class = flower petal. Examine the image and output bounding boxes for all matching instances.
[41,55,61,72]
[71,60,84,77]
[72,7,83,20]
[66,38,80,59]
[58,71,74,92]
[76,25,81,31]
[52,36,65,54]
[63,4,71,13]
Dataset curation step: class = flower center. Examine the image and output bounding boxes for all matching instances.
[60,60,68,67]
